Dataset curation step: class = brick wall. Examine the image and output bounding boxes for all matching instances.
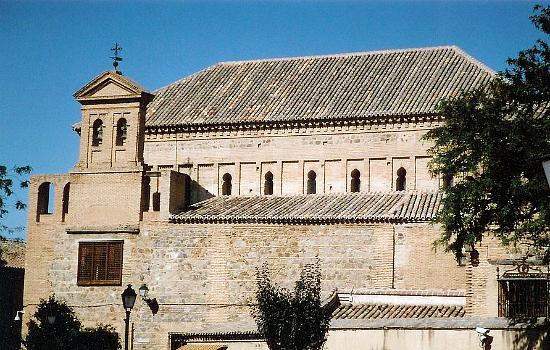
[143,127,440,202]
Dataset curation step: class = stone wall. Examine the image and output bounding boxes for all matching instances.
[22,219,464,350]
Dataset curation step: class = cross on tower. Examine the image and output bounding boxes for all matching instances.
[110,43,123,72]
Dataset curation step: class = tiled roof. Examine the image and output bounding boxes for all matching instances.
[146,46,493,127]
[0,239,25,268]
[171,191,442,224]
[178,345,227,350]
[332,303,465,319]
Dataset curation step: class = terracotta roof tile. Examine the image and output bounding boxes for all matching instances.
[146,46,493,127]
[171,191,442,224]
[331,304,465,320]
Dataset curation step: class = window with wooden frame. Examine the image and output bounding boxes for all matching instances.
[77,241,123,286]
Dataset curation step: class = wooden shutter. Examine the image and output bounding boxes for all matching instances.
[78,244,94,284]
[78,241,123,286]
[106,242,123,283]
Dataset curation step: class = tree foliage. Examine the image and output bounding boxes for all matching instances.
[0,163,31,248]
[25,295,120,350]
[26,296,81,350]
[423,5,550,261]
[74,325,121,350]
[0,164,31,264]
[252,261,331,350]
[0,165,31,225]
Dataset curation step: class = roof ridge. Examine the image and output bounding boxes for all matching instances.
[216,45,467,66]
[447,46,496,75]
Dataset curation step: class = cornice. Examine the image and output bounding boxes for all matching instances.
[144,114,442,141]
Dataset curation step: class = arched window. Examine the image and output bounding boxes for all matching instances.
[92,119,103,146]
[350,169,361,193]
[222,173,232,195]
[264,172,274,195]
[307,170,317,194]
[62,182,70,222]
[115,118,127,146]
[396,167,407,191]
[37,182,54,221]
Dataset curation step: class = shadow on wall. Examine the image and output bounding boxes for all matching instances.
[510,318,550,350]
[190,179,215,205]
[0,266,25,350]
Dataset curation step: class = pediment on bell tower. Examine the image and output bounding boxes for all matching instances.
[74,71,149,102]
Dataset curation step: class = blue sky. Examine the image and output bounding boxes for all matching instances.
[0,0,546,239]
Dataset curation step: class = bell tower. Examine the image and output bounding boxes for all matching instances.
[68,66,154,227]
[73,70,153,171]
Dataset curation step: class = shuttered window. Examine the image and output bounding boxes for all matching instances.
[77,241,123,286]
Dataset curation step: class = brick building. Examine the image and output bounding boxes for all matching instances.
[23,46,548,349]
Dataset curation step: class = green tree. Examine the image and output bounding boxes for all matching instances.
[74,325,121,350]
[423,5,550,261]
[252,261,331,350]
[26,295,121,350]
[0,164,32,230]
[0,164,31,264]
[26,296,81,350]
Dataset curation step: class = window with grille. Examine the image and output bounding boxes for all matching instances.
[498,278,549,318]
[77,241,123,286]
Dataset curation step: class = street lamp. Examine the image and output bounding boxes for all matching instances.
[46,314,56,325]
[121,284,137,350]
[139,283,149,299]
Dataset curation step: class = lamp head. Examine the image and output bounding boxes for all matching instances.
[121,284,137,311]
[139,283,149,299]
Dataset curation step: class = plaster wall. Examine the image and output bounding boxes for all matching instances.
[325,328,548,350]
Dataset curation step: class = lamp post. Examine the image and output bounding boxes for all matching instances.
[121,284,137,350]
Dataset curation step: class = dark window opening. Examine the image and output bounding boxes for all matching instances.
[183,174,191,207]
[442,175,454,189]
[350,169,361,193]
[307,170,317,194]
[62,183,70,222]
[92,119,103,146]
[77,241,123,286]
[37,182,53,221]
[115,118,127,146]
[396,167,406,191]
[152,192,161,211]
[222,173,232,195]
[498,279,549,318]
[264,172,274,195]
[142,176,151,212]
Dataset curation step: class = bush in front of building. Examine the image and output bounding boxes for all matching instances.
[25,295,120,350]
[252,261,331,350]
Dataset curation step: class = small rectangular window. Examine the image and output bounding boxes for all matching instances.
[77,241,123,286]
